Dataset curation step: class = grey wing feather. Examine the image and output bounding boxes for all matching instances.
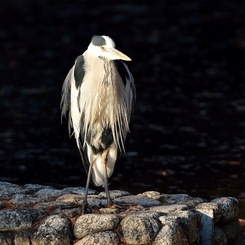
[61,67,72,121]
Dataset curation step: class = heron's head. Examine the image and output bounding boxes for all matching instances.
[87,35,131,61]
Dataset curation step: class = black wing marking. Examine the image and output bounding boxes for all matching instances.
[61,67,72,121]
[113,60,130,86]
[114,60,136,108]
[74,55,85,89]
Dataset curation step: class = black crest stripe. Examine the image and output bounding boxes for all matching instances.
[91,35,106,46]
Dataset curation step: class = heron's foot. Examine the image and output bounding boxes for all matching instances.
[81,201,92,214]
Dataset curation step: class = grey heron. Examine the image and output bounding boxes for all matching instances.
[61,35,136,210]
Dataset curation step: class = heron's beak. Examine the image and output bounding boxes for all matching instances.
[107,48,132,61]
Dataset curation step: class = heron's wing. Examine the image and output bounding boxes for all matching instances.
[60,67,72,121]
[74,55,85,88]
[114,60,136,113]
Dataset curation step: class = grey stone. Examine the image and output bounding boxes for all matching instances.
[0,181,19,190]
[98,190,131,199]
[33,188,64,201]
[31,215,72,245]
[196,206,214,245]
[161,194,206,206]
[0,231,14,245]
[220,219,242,243]
[62,187,97,196]
[196,202,222,223]
[85,197,108,207]
[130,211,162,219]
[74,231,120,245]
[0,209,46,231]
[74,214,120,239]
[153,219,189,245]
[53,205,84,218]
[172,210,198,244]
[15,229,32,245]
[114,195,161,207]
[34,201,75,212]
[211,197,239,223]
[121,215,161,244]
[150,204,188,214]
[214,227,227,245]
[10,194,40,207]
[0,187,26,200]
[138,191,161,200]
[22,183,54,193]
[56,194,84,203]
[0,201,5,209]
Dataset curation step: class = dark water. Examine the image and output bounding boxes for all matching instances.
[0,1,245,218]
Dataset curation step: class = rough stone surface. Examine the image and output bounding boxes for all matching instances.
[150,204,188,213]
[172,210,198,244]
[196,202,222,223]
[160,194,206,207]
[121,215,161,244]
[212,197,240,224]
[220,219,242,244]
[32,215,72,245]
[0,209,46,231]
[0,181,243,245]
[153,219,189,245]
[74,231,120,245]
[114,195,161,207]
[74,214,120,239]
[214,227,228,245]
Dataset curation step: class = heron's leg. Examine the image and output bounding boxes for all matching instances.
[102,149,113,207]
[82,159,93,214]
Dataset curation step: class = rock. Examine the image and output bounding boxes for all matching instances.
[160,194,206,207]
[0,232,14,245]
[62,187,97,196]
[220,219,242,244]
[211,197,240,223]
[150,204,188,214]
[56,194,84,203]
[22,184,54,193]
[171,210,198,244]
[153,219,189,245]
[74,231,120,245]
[15,229,32,245]
[31,215,72,245]
[98,190,131,199]
[33,188,64,201]
[74,214,120,239]
[34,201,75,212]
[0,181,19,190]
[196,202,222,223]
[115,195,161,207]
[10,194,40,207]
[139,191,161,200]
[121,215,161,244]
[0,209,46,231]
[0,187,26,200]
[214,227,227,245]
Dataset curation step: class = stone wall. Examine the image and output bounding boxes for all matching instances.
[0,181,243,245]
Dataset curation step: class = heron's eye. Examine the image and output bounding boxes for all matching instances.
[100,46,105,51]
